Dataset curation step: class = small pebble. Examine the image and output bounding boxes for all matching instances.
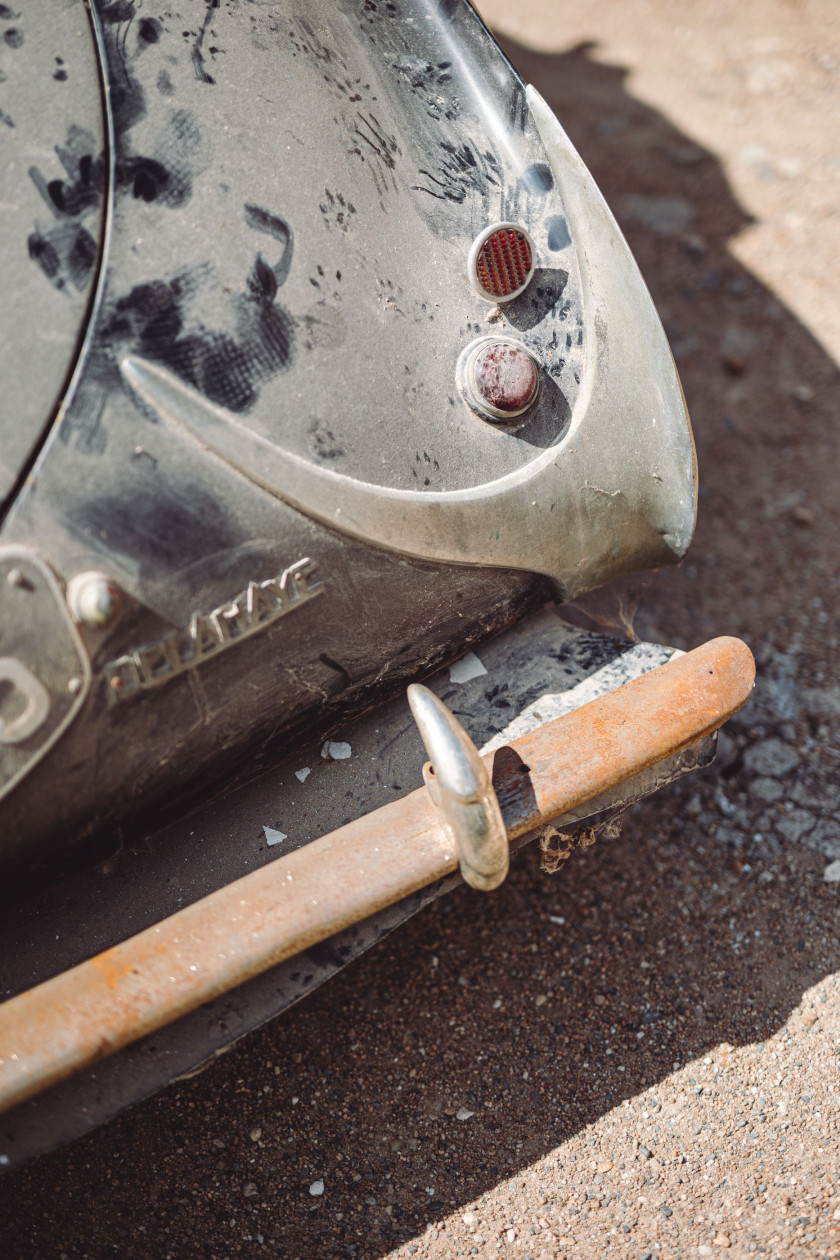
[743,737,800,777]
[309,1180,324,1197]
[775,808,815,842]
[449,652,487,684]
[823,857,840,882]
[263,826,287,847]
[321,741,352,760]
[748,776,783,803]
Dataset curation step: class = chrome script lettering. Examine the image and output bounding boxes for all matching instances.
[106,558,322,701]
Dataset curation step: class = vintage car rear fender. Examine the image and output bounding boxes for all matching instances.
[0,0,695,879]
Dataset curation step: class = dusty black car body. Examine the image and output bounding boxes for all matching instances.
[0,0,695,888]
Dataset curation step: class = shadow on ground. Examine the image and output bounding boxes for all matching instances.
[1,37,839,1260]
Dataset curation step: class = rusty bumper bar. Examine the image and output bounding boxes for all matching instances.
[0,636,754,1114]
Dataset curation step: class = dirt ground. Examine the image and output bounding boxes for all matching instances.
[2,1,840,1257]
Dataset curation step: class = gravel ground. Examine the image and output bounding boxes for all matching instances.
[1,1,839,1257]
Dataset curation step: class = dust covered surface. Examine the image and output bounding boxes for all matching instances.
[2,1,840,1257]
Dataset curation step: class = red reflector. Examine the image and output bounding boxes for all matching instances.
[469,224,535,302]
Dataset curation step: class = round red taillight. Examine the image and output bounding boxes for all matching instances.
[473,342,539,415]
[457,337,541,422]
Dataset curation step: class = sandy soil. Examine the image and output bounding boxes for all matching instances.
[1,2,839,1258]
